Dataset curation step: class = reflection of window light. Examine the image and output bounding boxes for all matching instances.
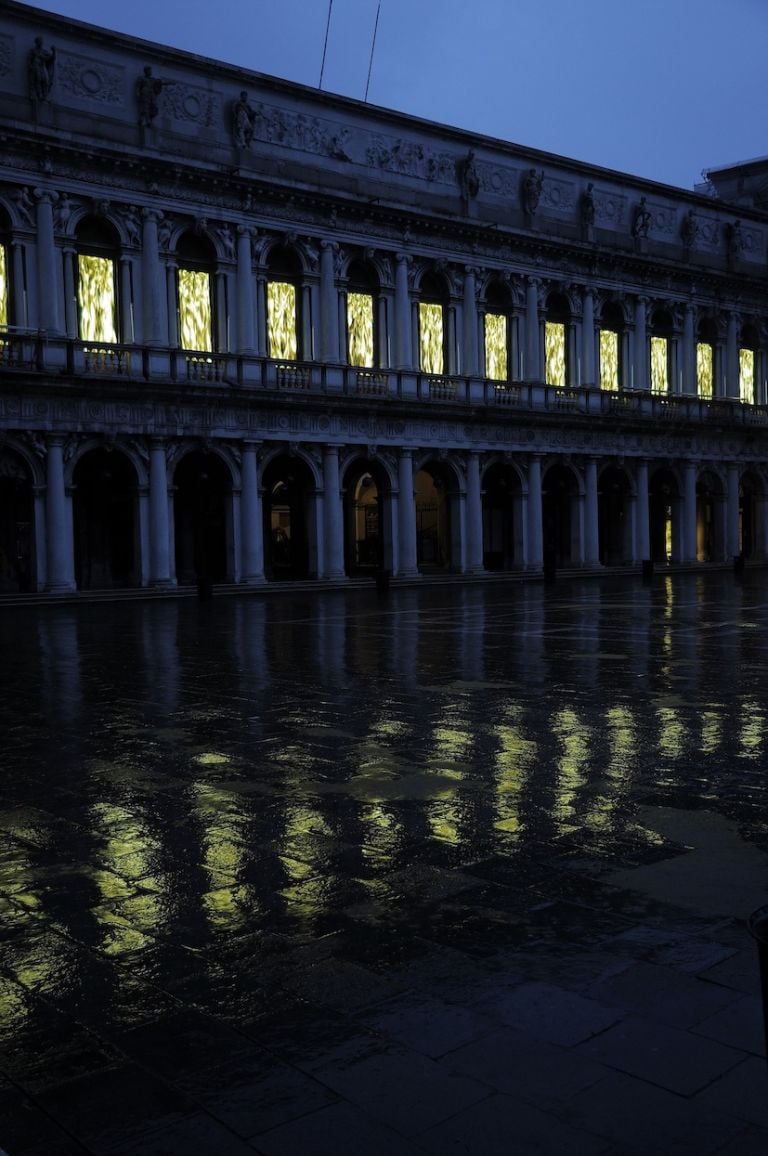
[178,268,212,352]
[739,348,755,404]
[419,302,444,374]
[697,342,713,399]
[347,292,374,367]
[268,281,297,360]
[545,321,565,386]
[78,254,117,343]
[650,336,668,393]
[599,330,619,391]
[0,245,7,327]
[484,313,507,381]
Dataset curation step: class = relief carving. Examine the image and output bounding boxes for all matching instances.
[163,82,221,127]
[58,53,124,104]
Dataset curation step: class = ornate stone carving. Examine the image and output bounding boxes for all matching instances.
[540,178,574,214]
[120,205,141,247]
[53,192,73,233]
[232,91,256,149]
[58,53,123,104]
[28,37,55,102]
[457,149,480,203]
[136,66,167,128]
[218,225,235,261]
[681,209,698,251]
[631,197,652,239]
[14,187,34,227]
[521,169,544,216]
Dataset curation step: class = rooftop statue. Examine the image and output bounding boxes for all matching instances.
[28,37,55,102]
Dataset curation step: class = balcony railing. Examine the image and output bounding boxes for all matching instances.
[4,333,768,434]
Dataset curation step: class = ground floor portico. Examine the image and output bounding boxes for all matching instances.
[1,430,766,594]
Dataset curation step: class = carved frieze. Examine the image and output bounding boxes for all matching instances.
[540,178,575,215]
[162,82,221,128]
[594,191,627,229]
[57,52,124,104]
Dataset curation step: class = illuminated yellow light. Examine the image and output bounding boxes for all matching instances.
[419,302,444,374]
[545,321,566,386]
[347,291,374,367]
[599,330,619,391]
[650,336,668,393]
[268,281,298,359]
[178,268,212,352]
[697,342,713,399]
[739,348,755,404]
[0,245,7,327]
[484,312,507,381]
[78,254,117,343]
[195,752,230,766]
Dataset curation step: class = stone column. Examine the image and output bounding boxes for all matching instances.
[464,451,484,572]
[633,296,648,392]
[582,287,596,387]
[256,274,267,357]
[149,438,173,586]
[320,241,340,362]
[322,445,346,578]
[463,266,478,377]
[141,209,166,346]
[236,226,255,354]
[166,262,178,348]
[35,190,61,333]
[397,449,418,575]
[525,276,541,381]
[726,312,740,399]
[682,461,698,562]
[584,457,600,565]
[240,440,265,584]
[45,436,75,592]
[12,243,28,327]
[395,253,412,369]
[636,459,650,561]
[527,455,543,570]
[726,462,741,559]
[120,257,134,343]
[682,304,695,394]
[62,246,77,338]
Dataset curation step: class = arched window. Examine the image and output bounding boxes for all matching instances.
[650,308,673,394]
[267,245,301,360]
[483,280,513,382]
[76,216,119,343]
[740,322,758,405]
[345,259,378,368]
[696,318,716,400]
[599,302,624,392]
[176,231,216,352]
[418,271,449,375]
[544,292,569,387]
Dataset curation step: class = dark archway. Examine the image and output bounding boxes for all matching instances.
[740,472,762,559]
[598,465,632,566]
[73,448,137,589]
[649,467,680,564]
[542,463,579,567]
[0,447,34,592]
[343,458,391,574]
[697,471,724,563]
[415,460,456,571]
[173,451,231,584]
[482,462,521,570]
[262,454,315,580]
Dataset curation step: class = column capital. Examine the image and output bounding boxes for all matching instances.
[33,188,55,205]
[395,251,412,266]
[142,207,162,223]
[237,223,255,238]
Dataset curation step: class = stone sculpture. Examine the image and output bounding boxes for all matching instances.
[28,37,55,102]
[522,168,544,216]
[632,196,652,239]
[136,66,165,128]
[232,91,256,149]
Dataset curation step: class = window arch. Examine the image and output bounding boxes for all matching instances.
[75,215,120,343]
[176,230,216,352]
[345,259,378,368]
[544,292,569,387]
[418,271,449,375]
[267,244,302,360]
[650,308,674,394]
[696,317,717,399]
[739,322,758,405]
[483,280,513,382]
[599,301,624,392]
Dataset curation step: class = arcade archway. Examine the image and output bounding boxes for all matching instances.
[542,463,580,567]
[262,454,315,580]
[0,447,34,593]
[173,451,231,584]
[482,462,522,570]
[73,447,137,589]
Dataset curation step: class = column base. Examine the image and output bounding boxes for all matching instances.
[240,575,267,587]
[149,578,177,589]
[46,581,77,594]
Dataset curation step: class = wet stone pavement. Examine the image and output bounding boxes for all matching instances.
[0,573,767,1155]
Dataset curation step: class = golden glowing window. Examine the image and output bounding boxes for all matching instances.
[484,313,507,381]
[650,336,669,393]
[347,292,374,367]
[545,321,566,386]
[740,348,755,404]
[268,281,298,360]
[419,302,444,374]
[599,330,619,391]
[77,254,117,344]
[178,268,212,352]
[0,245,7,328]
[697,342,713,399]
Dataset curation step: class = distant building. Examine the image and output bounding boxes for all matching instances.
[1,1,768,594]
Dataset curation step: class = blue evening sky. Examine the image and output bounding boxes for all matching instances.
[27,0,768,190]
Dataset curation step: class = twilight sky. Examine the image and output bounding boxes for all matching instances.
[27,0,768,190]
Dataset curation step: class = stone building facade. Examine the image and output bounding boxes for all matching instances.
[2,1,768,594]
